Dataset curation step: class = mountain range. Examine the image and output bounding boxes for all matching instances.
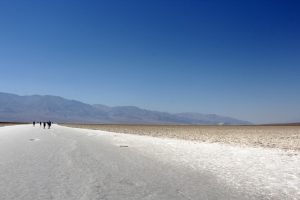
[0,92,251,125]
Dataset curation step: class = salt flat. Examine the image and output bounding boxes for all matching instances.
[0,125,299,200]
[64,124,300,151]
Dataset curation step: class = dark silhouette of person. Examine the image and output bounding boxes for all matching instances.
[40,122,42,126]
[47,121,52,129]
[33,121,35,127]
[43,122,46,129]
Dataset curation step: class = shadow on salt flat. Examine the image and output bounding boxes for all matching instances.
[29,138,40,142]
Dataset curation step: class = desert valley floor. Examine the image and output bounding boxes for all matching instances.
[0,124,299,200]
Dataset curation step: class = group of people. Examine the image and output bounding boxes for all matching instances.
[33,121,52,129]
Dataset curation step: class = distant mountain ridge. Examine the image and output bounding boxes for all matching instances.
[0,92,251,125]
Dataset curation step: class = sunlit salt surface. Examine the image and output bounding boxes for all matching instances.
[97,129,300,199]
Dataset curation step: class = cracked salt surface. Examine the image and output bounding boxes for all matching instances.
[1,125,299,200]
[97,130,300,200]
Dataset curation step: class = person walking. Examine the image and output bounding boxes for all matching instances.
[47,121,52,129]
[33,121,35,127]
[43,122,46,129]
[40,122,42,127]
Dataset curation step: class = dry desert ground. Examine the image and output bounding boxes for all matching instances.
[63,124,300,151]
[0,122,24,127]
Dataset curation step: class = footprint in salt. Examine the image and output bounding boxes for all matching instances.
[29,138,40,142]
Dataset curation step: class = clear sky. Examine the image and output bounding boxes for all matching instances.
[0,0,299,123]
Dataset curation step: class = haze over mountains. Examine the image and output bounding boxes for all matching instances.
[0,92,250,125]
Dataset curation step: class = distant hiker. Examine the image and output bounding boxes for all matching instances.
[40,122,42,126]
[33,121,36,127]
[43,122,46,129]
[47,121,52,129]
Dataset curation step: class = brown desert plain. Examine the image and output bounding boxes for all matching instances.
[62,124,300,151]
[0,122,25,127]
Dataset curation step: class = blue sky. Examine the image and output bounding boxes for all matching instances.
[0,0,299,123]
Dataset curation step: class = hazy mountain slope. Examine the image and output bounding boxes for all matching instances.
[0,92,250,124]
[0,93,109,123]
